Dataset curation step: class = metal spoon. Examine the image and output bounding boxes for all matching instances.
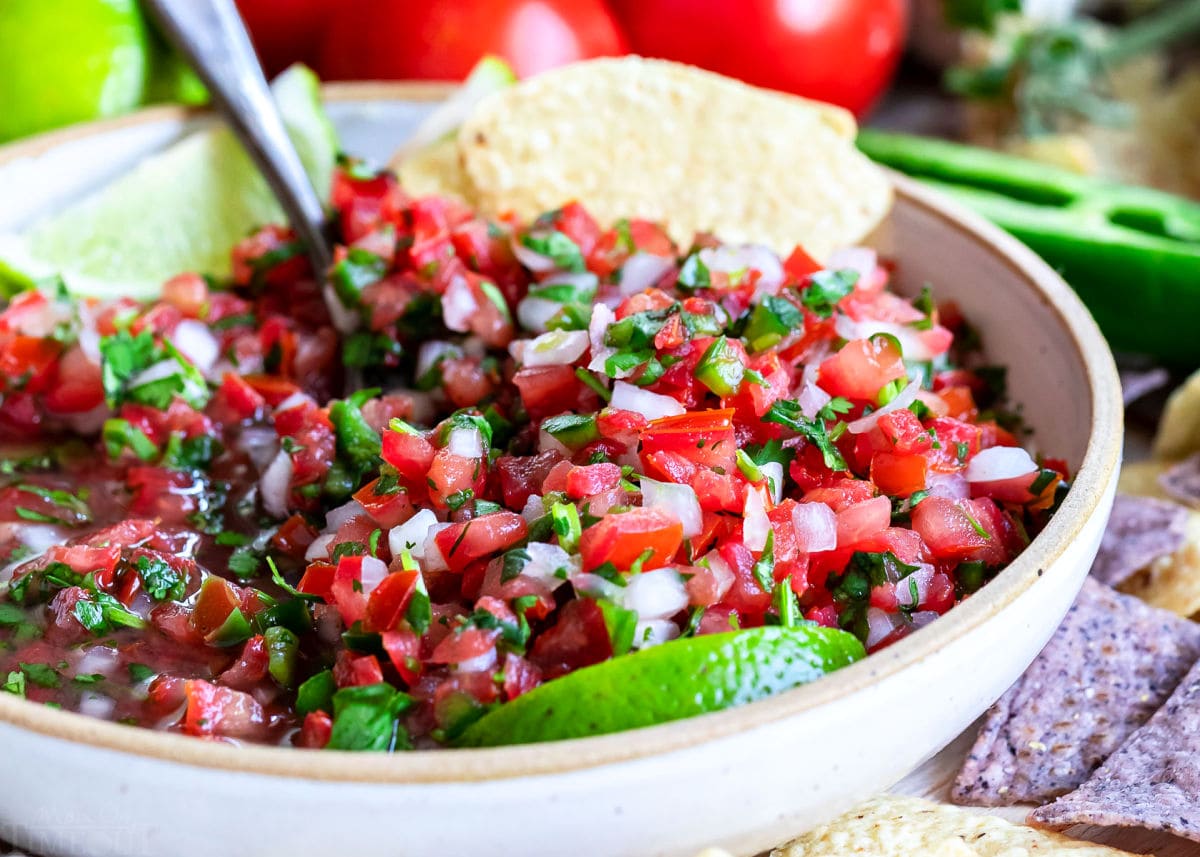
[142,0,333,277]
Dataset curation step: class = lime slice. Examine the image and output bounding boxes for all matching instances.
[0,0,151,143]
[456,625,865,747]
[0,64,337,300]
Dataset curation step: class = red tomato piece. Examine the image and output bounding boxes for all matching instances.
[434,512,528,574]
[818,337,907,402]
[578,508,683,572]
[529,599,613,678]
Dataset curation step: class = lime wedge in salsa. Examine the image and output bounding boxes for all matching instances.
[456,625,865,748]
[0,64,336,300]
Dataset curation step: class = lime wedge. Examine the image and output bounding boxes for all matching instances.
[456,625,865,747]
[0,64,337,300]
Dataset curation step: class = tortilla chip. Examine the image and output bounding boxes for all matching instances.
[456,57,889,261]
[1090,495,1189,588]
[1119,366,1169,406]
[1119,509,1200,619]
[1153,368,1200,460]
[1030,657,1200,842]
[1157,453,1200,508]
[952,578,1200,806]
[773,795,1138,856]
[394,137,473,202]
[1117,460,1171,502]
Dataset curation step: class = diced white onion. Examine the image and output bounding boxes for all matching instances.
[792,502,838,553]
[455,649,498,673]
[236,426,280,471]
[866,607,903,649]
[323,500,365,533]
[521,494,546,524]
[894,565,934,608]
[611,381,684,419]
[259,450,293,520]
[76,322,101,363]
[835,315,938,362]
[538,427,573,458]
[699,244,784,295]
[760,461,784,504]
[619,252,675,296]
[520,542,577,588]
[516,296,562,334]
[586,303,619,374]
[416,341,462,380]
[571,572,625,602]
[964,446,1038,483]
[640,478,702,538]
[75,646,120,677]
[128,358,180,389]
[78,693,116,720]
[927,472,970,500]
[511,233,559,272]
[910,610,941,630]
[305,533,335,561]
[827,247,878,284]
[847,380,921,434]
[389,509,439,559]
[797,381,832,419]
[274,391,312,414]
[521,329,589,367]
[447,425,484,459]
[742,485,772,552]
[633,619,680,650]
[357,556,389,596]
[322,284,360,334]
[171,319,220,374]
[422,523,452,572]
[622,568,689,620]
[441,275,478,333]
[698,552,735,603]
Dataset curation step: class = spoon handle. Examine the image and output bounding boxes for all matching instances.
[142,0,333,275]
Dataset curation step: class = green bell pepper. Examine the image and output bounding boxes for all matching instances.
[857,129,1200,364]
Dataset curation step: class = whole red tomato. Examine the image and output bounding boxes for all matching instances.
[318,0,628,81]
[235,0,332,78]
[610,0,908,115]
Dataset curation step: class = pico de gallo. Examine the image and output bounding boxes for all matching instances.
[0,163,1069,749]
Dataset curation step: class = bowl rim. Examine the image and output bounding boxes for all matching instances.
[0,82,1123,784]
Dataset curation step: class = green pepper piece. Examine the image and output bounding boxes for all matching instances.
[205,607,253,648]
[857,129,1200,364]
[264,626,299,688]
[694,336,745,396]
[541,413,599,451]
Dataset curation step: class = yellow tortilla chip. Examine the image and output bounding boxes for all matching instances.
[455,57,890,261]
[1153,368,1200,460]
[772,796,1137,856]
[1119,508,1200,619]
[1117,460,1171,501]
[394,137,472,202]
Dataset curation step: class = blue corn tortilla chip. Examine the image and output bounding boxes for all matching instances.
[951,578,1200,806]
[1158,453,1200,508]
[1090,494,1188,588]
[1029,655,1200,842]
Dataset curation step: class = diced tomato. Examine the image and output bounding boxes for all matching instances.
[911,496,1000,562]
[354,477,416,529]
[818,337,906,401]
[427,449,485,510]
[495,451,562,509]
[428,626,499,665]
[640,408,736,473]
[513,365,586,419]
[183,680,266,739]
[715,541,772,618]
[190,577,242,640]
[363,570,421,633]
[381,628,423,686]
[501,652,542,700]
[298,711,333,749]
[333,652,385,687]
[871,452,927,497]
[297,561,336,601]
[530,599,613,678]
[802,479,876,512]
[578,508,683,572]
[564,463,621,499]
[434,512,528,573]
[42,346,104,413]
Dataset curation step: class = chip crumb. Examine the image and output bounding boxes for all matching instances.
[773,795,1139,856]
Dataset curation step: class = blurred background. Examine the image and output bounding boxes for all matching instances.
[0,0,1197,199]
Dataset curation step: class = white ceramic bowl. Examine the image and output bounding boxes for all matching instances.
[0,85,1122,857]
